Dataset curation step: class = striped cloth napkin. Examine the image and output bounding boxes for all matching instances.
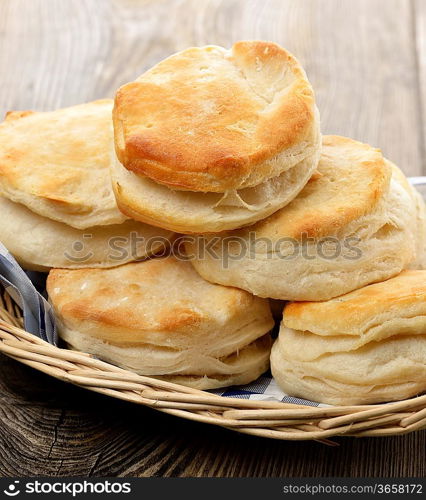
[0,242,56,345]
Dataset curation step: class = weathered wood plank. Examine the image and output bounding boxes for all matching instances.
[415,0,426,174]
[0,354,425,477]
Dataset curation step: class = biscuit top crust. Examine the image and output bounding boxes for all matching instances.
[225,135,392,240]
[47,256,270,344]
[0,99,127,227]
[113,41,316,192]
[284,270,426,337]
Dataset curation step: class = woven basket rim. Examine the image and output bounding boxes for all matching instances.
[1,289,425,443]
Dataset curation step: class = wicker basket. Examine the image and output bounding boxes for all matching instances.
[1,288,426,443]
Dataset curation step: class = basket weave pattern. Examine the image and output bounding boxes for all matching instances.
[1,288,426,442]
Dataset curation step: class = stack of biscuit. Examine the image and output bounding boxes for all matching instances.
[0,100,174,271]
[2,41,426,402]
[271,271,426,405]
[111,42,321,233]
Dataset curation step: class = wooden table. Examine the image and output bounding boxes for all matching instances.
[0,0,425,477]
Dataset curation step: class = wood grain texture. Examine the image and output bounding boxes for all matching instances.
[0,0,424,174]
[0,0,426,477]
[0,354,425,478]
[415,0,426,166]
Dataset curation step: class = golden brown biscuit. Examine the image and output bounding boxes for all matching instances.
[0,195,174,271]
[187,136,418,300]
[47,256,274,389]
[0,99,126,229]
[114,41,318,192]
[111,147,318,233]
[112,41,321,233]
[271,270,426,405]
[410,188,426,269]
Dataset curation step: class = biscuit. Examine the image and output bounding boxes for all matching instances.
[410,188,426,269]
[112,41,320,232]
[47,256,274,389]
[270,270,426,405]
[0,195,174,271]
[187,136,418,300]
[111,147,319,233]
[0,100,126,229]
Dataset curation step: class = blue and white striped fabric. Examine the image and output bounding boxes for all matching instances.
[211,375,325,406]
[0,242,56,345]
[0,178,425,404]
